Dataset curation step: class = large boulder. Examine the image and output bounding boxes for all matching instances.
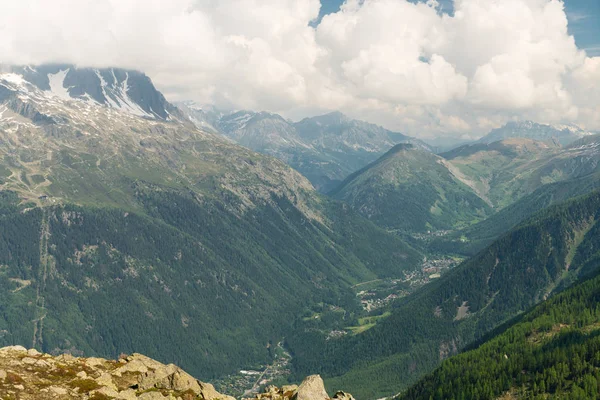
[138,362,235,400]
[293,375,329,400]
[199,381,236,400]
[245,376,355,400]
[138,363,201,392]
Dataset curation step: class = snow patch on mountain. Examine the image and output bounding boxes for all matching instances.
[47,69,72,101]
[550,123,594,136]
[94,70,152,118]
[0,73,27,87]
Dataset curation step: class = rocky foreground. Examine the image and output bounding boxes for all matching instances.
[0,346,353,400]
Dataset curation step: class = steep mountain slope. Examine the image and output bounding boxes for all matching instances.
[478,120,593,146]
[174,101,222,134]
[289,190,600,398]
[218,111,306,151]
[0,68,422,380]
[181,107,431,192]
[398,269,600,400]
[8,64,179,120]
[442,136,600,208]
[329,144,491,233]
[431,170,600,256]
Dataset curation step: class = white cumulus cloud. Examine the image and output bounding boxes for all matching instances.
[0,0,598,137]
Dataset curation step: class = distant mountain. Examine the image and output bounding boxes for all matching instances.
[421,136,475,154]
[179,106,432,192]
[441,137,600,208]
[0,67,422,380]
[478,120,594,146]
[218,111,306,151]
[8,64,179,120]
[174,101,222,133]
[294,112,431,154]
[291,190,600,399]
[398,268,600,400]
[329,144,491,233]
[431,170,600,256]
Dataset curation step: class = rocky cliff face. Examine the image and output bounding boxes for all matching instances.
[0,347,353,400]
[8,65,178,120]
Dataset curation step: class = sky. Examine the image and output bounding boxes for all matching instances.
[0,0,599,138]
[319,0,600,55]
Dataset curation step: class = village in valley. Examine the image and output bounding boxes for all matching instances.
[213,255,462,397]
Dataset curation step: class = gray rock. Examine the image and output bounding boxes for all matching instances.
[332,391,355,400]
[138,363,201,393]
[293,375,329,400]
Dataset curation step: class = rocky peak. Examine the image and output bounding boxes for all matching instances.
[0,345,235,400]
[305,111,350,127]
[4,64,178,120]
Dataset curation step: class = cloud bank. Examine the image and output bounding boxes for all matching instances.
[0,0,598,137]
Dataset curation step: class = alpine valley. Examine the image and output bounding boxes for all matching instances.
[1,63,600,400]
[0,64,423,386]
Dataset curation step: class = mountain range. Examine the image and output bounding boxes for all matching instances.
[179,102,432,192]
[442,136,600,209]
[478,120,595,146]
[322,134,599,237]
[2,63,600,400]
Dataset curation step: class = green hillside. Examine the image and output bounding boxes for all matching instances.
[441,137,600,209]
[431,171,600,256]
[330,144,491,233]
[398,268,600,400]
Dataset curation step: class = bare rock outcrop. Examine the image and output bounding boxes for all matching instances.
[0,346,234,400]
[246,375,355,400]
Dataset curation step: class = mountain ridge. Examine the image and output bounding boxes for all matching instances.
[179,105,432,192]
[478,120,593,146]
[329,143,492,233]
[6,64,180,121]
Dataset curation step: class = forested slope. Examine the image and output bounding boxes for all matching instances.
[431,171,600,255]
[398,268,600,400]
[290,190,600,398]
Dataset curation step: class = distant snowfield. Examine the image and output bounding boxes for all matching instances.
[47,69,72,101]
